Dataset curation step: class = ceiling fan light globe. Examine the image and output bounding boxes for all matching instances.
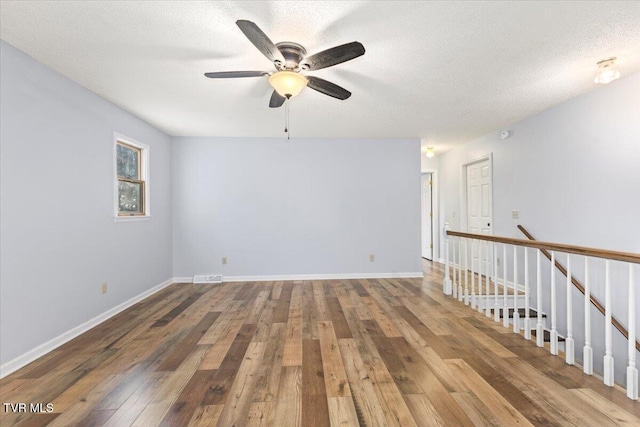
[269,71,307,98]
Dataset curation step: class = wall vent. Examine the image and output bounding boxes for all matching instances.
[193,274,223,284]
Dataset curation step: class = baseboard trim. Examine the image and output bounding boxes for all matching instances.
[178,272,424,284]
[0,277,174,379]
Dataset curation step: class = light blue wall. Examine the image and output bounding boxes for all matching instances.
[0,41,174,365]
[171,137,422,278]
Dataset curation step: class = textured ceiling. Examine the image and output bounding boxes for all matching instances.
[1,1,640,147]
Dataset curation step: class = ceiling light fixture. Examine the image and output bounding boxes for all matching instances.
[594,57,620,84]
[269,71,308,98]
[425,147,435,158]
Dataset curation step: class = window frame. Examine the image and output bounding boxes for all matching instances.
[113,133,150,221]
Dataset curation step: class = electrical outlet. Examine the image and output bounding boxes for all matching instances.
[512,210,520,219]
[101,282,107,294]
[497,258,501,267]
[222,257,228,265]
[452,211,456,218]
[369,254,375,262]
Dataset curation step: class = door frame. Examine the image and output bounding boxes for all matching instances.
[421,173,433,260]
[460,153,493,235]
[421,170,439,261]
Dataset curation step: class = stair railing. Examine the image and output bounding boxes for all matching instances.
[442,228,640,400]
[517,225,640,354]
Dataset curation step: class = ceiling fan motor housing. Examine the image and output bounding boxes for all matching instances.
[275,42,307,70]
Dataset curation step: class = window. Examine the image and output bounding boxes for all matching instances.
[114,134,149,220]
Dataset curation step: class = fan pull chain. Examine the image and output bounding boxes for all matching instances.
[284,98,290,140]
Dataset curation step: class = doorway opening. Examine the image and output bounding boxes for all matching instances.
[421,173,434,260]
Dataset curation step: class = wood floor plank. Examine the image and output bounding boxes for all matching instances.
[245,401,275,427]
[252,323,286,403]
[362,296,403,337]
[317,321,351,398]
[390,315,468,393]
[184,404,223,426]
[452,391,505,427]
[302,283,319,340]
[273,366,302,427]
[158,369,217,427]
[325,297,353,339]
[199,319,245,370]
[282,309,303,366]
[101,373,167,427]
[445,359,535,426]
[152,290,206,327]
[374,336,475,425]
[156,311,221,371]
[570,388,640,425]
[337,338,391,427]
[327,396,359,426]
[301,340,331,427]
[312,281,331,322]
[45,373,125,427]
[215,341,266,427]
[201,324,258,406]
[130,345,211,427]
[272,283,293,323]
[2,265,636,427]
[404,393,448,427]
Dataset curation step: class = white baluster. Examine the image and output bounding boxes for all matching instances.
[443,225,452,295]
[493,242,500,322]
[471,240,476,309]
[550,251,558,355]
[565,255,575,365]
[524,248,531,340]
[458,237,463,302]
[536,249,544,347]
[583,257,593,374]
[503,244,509,328]
[486,241,491,317]
[627,264,638,400]
[604,260,614,386]
[477,240,483,313]
[464,239,470,305]
[452,238,458,299]
[513,246,520,334]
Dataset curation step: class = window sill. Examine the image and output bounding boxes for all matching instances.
[114,215,151,223]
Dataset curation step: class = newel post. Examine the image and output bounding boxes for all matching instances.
[443,223,452,295]
[627,264,638,399]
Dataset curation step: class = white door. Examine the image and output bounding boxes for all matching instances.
[421,173,433,259]
[466,159,492,236]
[466,159,492,271]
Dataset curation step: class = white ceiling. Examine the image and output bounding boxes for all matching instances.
[1,1,639,148]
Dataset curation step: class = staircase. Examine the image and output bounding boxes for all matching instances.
[442,225,640,401]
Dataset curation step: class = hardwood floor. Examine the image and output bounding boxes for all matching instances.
[1,262,638,426]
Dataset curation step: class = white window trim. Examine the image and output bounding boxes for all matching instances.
[113,132,151,222]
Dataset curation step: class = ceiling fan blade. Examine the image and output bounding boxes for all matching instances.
[204,71,269,78]
[307,76,351,100]
[236,20,286,64]
[302,41,365,71]
[269,90,286,108]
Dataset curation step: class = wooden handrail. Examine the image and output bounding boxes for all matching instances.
[516,225,640,353]
[446,231,640,264]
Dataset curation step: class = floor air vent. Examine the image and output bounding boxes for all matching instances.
[193,274,223,284]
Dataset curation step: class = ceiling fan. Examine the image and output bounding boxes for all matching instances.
[204,20,365,108]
